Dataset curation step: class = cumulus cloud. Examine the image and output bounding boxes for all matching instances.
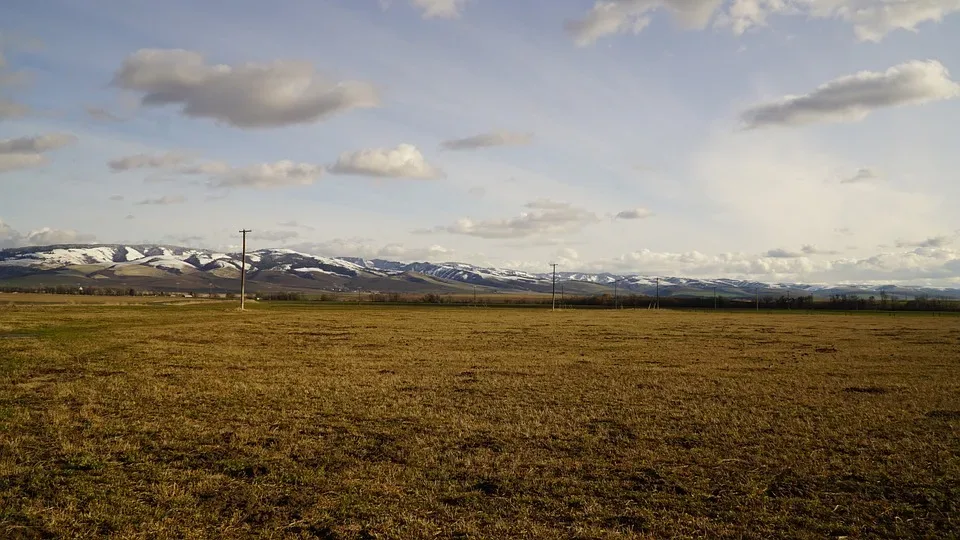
[841,168,879,184]
[570,1,960,44]
[0,133,77,154]
[0,153,44,173]
[289,237,455,261]
[577,245,960,285]
[178,161,232,175]
[112,49,380,128]
[0,133,77,173]
[566,0,722,46]
[328,144,443,179]
[411,0,468,18]
[210,161,324,189]
[165,234,205,245]
[0,220,96,249]
[279,220,316,231]
[740,60,960,129]
[802,244,841,255]
[86,106,123,122]
[842,0,960,42]
[896,235,953,248]
[108,152,191,172]
[135,195,187,205]
[719,0,960,42]
[615,208,654,220]
[424,200,600,239]
[22,228,95,246]
[108,152,322,190]
[765,248,804,258]
[248,230,300,243]
[440,131,534,150]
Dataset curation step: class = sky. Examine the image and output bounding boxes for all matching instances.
[1,0,960,285]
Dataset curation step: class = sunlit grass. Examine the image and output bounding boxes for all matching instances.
[1,301,957,538]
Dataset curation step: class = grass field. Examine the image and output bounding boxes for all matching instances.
[0,298,958,538]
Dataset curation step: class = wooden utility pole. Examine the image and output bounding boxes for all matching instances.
[655,277,660,309]
[714,286,717,310]
[551,263,558,311]
[756,287,759,311]
[239,229,251,310]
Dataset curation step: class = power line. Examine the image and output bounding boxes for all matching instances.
[239,229,251,310]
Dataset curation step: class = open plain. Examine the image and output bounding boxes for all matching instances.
[0,297,957,538]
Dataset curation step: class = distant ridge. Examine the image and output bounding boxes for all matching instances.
[2,243,959,298]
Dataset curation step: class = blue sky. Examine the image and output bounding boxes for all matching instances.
[2,0,960,284]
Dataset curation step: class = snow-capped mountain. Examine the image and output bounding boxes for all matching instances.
[1,243,959,298]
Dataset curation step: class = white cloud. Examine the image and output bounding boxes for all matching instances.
[577,245,960,285]
[440,131,534,150]
[249,230,300,242]
[0,220,96,248]
[896,235,953,248]
[572,0,960,44]
[135,195,187,205]
[842,0,960,42]
[765,247,803,258]
[615,208,654,219]
[0,133,78,154]
[567,0,723,46]
[425,200,600,239]
[23,227,96,246]
[278,220,315,231]
[108,152,191,172]
[693,129,945,254]
[328,143,443,179]
[840,167,879,184]
[210,161,324,189]
[289,237,454,261]
[112,48,380,128]
[411,0,468,18]
[107,151,323,189]
[86,106,124,122]
[178,161,232,175]
[0,133,77,173]
[802,244,841,255]
[0,153,44,173]
[740,60,960,128]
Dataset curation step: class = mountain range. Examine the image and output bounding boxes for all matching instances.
[1,244,958,299]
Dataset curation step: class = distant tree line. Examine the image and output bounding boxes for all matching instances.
[3,285,958,311]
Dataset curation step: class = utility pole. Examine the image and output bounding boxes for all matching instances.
[239,229,251,310]
[560,285,564,309]
[473,285,477,307]
[614,279,619,310]
[551,263,558,311]
[655,277,660,310]
[713,286,717,310]
[756,287,759,311]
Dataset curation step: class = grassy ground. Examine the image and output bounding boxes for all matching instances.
[0,300,957,538]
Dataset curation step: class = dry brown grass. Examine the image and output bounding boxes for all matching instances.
[0,301,957,538]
